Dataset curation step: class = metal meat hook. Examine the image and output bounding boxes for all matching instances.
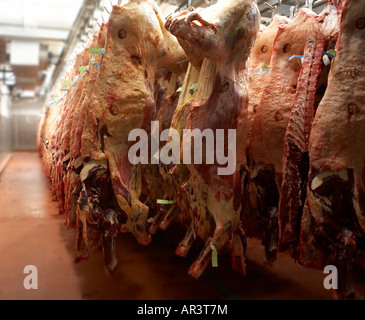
[289,6,295,19]
[264,0,282,19]
[296,0,301,12]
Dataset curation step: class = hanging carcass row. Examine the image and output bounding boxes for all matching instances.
[76,0,185,270]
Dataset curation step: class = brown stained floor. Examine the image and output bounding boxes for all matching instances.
[0,152,364,300]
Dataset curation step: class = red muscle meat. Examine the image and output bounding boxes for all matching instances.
[300,0,365,300]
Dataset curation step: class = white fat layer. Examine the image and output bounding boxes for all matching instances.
[74,156,83,169]
[311,169,348,191]
[63,153,71,163]
[80,159,109,182]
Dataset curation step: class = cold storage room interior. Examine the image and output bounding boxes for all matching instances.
[0,0,364,300]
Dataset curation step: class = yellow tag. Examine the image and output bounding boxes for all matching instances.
[210,243,218,267]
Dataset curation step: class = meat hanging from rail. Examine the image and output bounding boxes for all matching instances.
[37,0,365,299]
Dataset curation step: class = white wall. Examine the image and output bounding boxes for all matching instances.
[0,85,12,166]
[11,98,43,151]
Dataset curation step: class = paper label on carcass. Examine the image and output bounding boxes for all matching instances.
[88,47,102,54]
[62,80,74,87]
[327,49,336,57]
[190,83,199,95]
[210,243,218,268]
[79,66,89,72]
[323,55,331,66]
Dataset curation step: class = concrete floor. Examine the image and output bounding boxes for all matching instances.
[0,152,364,300]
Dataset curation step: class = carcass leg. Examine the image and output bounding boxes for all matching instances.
[119,164,152,246]
[102,209,119,273]
[188,221,233,279]
[149,206,165,235]
[333,229,356,300]
[149,204,178,234]
[252,167,279,264]
[160,205,179,230]
[75,189,91,260]
[301,169,362,299]
[264,207,278,265]
[231,226,247,276]
[176,222,196,257]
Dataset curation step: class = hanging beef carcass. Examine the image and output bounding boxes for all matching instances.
[77,0,185,269]
[60,43,96,226]
[42,70,74,199]
[300,0,365,299]
[70,24,108,168]
[247,15,291,140]
[278,1,342,258]
[51,49,89,216]
[63,26,108,229]
[246,9,317,264]
[166,0,260,279]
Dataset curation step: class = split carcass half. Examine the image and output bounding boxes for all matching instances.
[77,0,185,270]
[166,0,260,279]
[278,1,342,258]
[247,15,291,141]
[52,49,89,216]
[300,0,365,299]
[61,42,97,227]
[246,9,317,264]
[45,70,73,200]
[63,27,108,229]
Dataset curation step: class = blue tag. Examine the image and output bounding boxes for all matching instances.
[322,51,336,59]
[289,55,305,61]
[254,69,270,75]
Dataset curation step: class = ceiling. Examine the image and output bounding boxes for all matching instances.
[0,0,84,97]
